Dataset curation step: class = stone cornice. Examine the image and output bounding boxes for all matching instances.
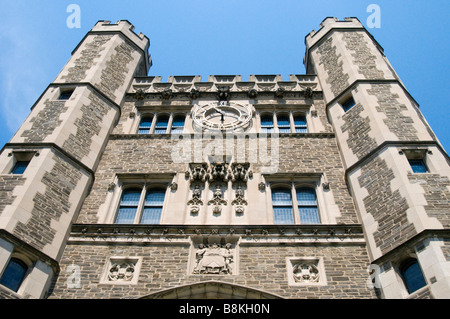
[108,132,336,140]
[69,223,365,245]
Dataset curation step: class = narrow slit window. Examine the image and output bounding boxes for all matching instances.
[10,161,30,175]
[58,89,74,100]
[341,96,356,112]
[408,159,428,173]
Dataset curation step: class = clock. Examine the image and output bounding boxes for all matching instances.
[192,102,253,131]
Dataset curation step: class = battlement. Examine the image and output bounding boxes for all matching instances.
[129,74,320,95]
[305,17,364,48]
[91,20,149,49]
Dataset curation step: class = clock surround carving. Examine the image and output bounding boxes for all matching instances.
[192,101,253,131]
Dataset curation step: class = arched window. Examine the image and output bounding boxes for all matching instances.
[115,188,141,224]
[293,114,307,133]
[272,188,294,224]
[154,115,169,134]
[277,114,291,133]
[141,189,165,224]
[400,258,426,294]
[296,187,320,224]
[0,258,28,292]
[171,115,185,134]
[260,114,274,133]
[138,116,153,134]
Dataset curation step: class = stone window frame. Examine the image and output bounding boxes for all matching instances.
[57,87,75,100]
[381,247,429,298]
[286,256,327,286]
[264,174,335,225]
[102,174,175,224]
[400,148,430,174]
[99,256,143,285]
[113,184,168,224]
[339,93,356,112]
[256,110,309,134]
[1,151,37,175]
[134,111,188,135]
[0,249,35,296]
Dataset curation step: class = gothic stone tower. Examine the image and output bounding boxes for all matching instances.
[0,21,150,298]
[304,17,450,298]
[0,18,448,300]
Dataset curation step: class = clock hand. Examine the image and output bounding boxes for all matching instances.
[213,107,225,115]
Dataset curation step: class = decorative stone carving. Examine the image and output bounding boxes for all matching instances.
[234,205,245,215]
[170,182,178,191]
[208,186,227,205]
[247,88,258,99]
[160,88,173,100]
[303,87,314,98]
[189,88,200,99]
[258,182,266,191]
[292,262,320,284]
[186,163,208,182]
[217,86,231,101]
[107,182,116,191]
[193,243,234,275]
[188,185,203,206]
[232,185,247,206]
[207,162,229,183]
[108,261,135,282]
[287,257,326,286]
[275,87,285,98]
[135,88,146,100]
[190,205,200,215]
[230,163,252,183]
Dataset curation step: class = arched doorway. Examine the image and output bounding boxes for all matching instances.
[140,281,284,299]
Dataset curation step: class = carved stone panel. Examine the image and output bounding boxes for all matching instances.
[286,257,327,286]
[190,236,238,275]
[100,256,142,285]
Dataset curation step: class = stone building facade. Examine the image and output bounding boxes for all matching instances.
[0,17,448,299]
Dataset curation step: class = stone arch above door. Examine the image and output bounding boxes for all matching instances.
[140,280,284,299]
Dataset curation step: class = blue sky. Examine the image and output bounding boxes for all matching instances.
[0,0,448,152]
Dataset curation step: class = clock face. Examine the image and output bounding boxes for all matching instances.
[192,102,252,131]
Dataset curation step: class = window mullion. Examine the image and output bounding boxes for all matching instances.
[167,113,174,134]
[150,114,157,134]
[135,185,147,224]
[273,112,278,133]
[291,183,301,224]
[289,112,295,133]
